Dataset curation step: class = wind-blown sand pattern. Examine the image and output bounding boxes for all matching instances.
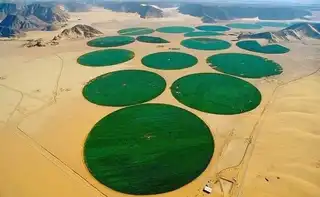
[0,7,319,197]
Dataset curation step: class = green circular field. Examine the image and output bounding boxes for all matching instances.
[181,38,231,51]
[256,21,290,28]
[156,26,195,33]
[87,36,135,47]
[184,31,223,37]
[171,73,261,115]
[226,23,263,29]
[82,70,166,106]
[136,35,170,44]
[77,49,134,67]
[84,103,214,195]
[207,53,283,78]
[195,25,230,32]
[142,52,198,70]
[118,27,155,36]
[236,40,290,54]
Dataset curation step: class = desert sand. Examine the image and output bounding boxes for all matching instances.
[0,7,319,197]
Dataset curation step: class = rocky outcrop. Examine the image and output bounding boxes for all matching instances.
[53,24,103,40]
[0,3,17,20]
[0,14,47,30]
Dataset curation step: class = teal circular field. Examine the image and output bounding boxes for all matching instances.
[77,49,134,67]
[256,21,290,28]
[195,25,230,32]
[184,31,223,37]
[87,36,135,47]
[236,40,290,54]
[181,38,231,51]
[171,73,261,115]
[226,23,263,29]
[82,70,166,106]
[156,26,195,34]
[142,52,198,70]
[207,53,283,78]
[118,27,155,36]
[136,35,170,44]
[84,103,214,195]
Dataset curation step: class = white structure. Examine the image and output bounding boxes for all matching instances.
[203,185,212,194]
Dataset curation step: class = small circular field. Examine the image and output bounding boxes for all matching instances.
[171,73,261,115]
[207,53,283,78]
[181,38,231,51]
[82,70,166,106]
[84,103,214,195]
[118,27,154,36]
[136,35,170,44]
[195,25,230,32]
[142,51,198,70]
[256,22,290,28]
[87,36,135,47]
[226,23,263,29]
[184,31,223,37]
[77,49,134,67]
[156,26,195,33]
[236,40,290,54]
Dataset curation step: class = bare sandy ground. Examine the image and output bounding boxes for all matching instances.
[0,8,319,197]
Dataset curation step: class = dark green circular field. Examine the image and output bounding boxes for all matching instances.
[141,51,198,70]
[184,31,223,37]
[207,53,283,78]
[84,103,214,195]
[226,23,263,29]
[77,49,134,67]
[136,35,170,44]
[82,70,166,106]
[156,26,195,33]
[181,38,231,51]
[118,27,155,36]
[195,25,230,32]
[256,21,290,28]
[87,36,135,47]
[171,73,261,115]
[236,40,290,54]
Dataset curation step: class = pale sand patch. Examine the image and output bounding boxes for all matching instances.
[0,86,22,122]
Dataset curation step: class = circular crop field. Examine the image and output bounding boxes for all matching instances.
[236,40,290,54]
[118,27,155,36]
[195,25,230,32]
[181,38,231,51]
[226,23,263,29]
[171,73,261,115]
[136,35,170,44]
[207,53,283,78]
[142,51,198,70]
[83,70,166,106]
[87,36,135,47]
[77,49,134,67]
[184,31,223,37]
[256,22,290,28]
[156,26,195,33]
[84,103,214,195]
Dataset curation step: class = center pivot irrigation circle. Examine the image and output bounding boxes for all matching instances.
[181,38,231,51]
[171,73,262,115]
[118,27,155,36]
[141,51,198,70]
[87,36,135,47]
[136,35,170,44]
[84,103,214,195]
[195,25,230,32]
[207,53,283,78]
[82,70,166,106]
[156,26,195,33]
[77,49,134,67]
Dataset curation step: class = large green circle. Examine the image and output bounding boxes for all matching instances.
[82,70,166,106]
[77,49,134,67]
[156,26,195,33]
[118,27,155,36]
[184,31,223,37]
[142,52,198,70]
[226,23,263,29]
[87,36,135,47]
[236,40,290,54]
[84,103,214,195]
[207,53,283,78]
[181,38,231,51]
[195,25,230,32]
[136,35,170,44]
[256,22,290,28]
[171,73,262,115]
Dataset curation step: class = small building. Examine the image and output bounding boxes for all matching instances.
[203,185,212,194]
